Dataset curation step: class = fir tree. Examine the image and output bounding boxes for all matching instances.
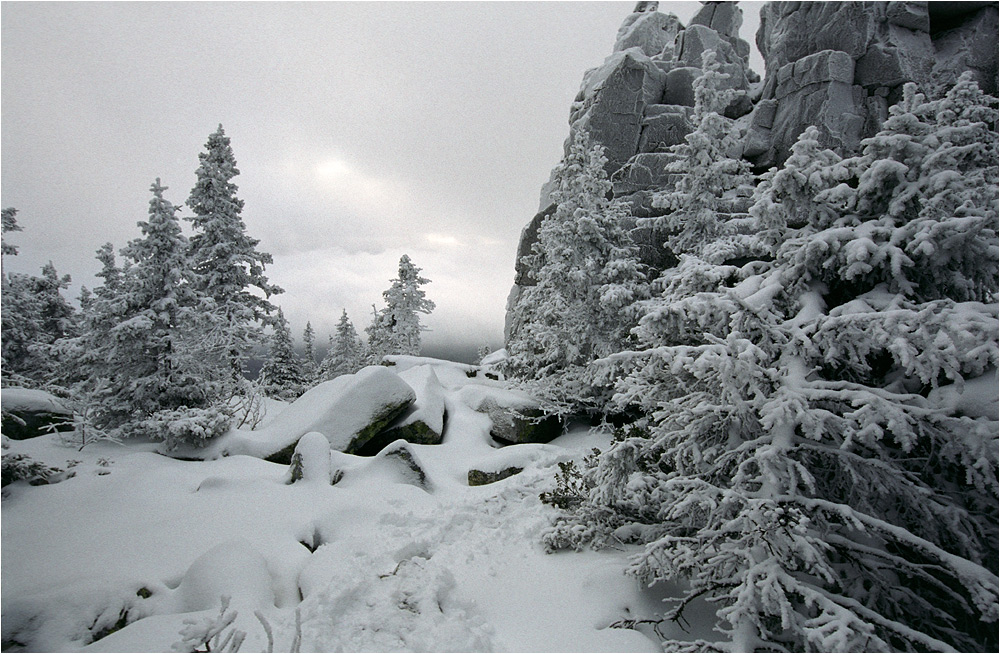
[301,321,317,382]
[186,124,282,382]
[76,181,228,444]
[259,308,305,401]
[544,76,999,652]
[505,130,647,414]
[1,261,77,386]
[365,255,435,361]
[319,309,364,380]
[2,207,21,258]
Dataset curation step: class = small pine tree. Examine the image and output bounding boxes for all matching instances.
[259,309,305,400]
[365,255,435,361]
[301,321,317,382]
[319,309,364,380]
[186,125,282,384]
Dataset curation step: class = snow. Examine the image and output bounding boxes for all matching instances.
[1,387,70,414]
[928,369,1000,419]
[394,365,447,435]
[214,365,416,457]
[2,358,667,652]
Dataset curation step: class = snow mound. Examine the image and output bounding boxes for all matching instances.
[175,540,275,612]
[219,366,415,459]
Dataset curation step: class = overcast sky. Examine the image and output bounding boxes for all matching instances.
[2,1,763,362]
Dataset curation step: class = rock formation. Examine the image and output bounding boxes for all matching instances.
[505,0,998,342]
[747,1,999,168]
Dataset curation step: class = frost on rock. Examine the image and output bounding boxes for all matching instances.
[459,385,562,446]
[218,366,415,462]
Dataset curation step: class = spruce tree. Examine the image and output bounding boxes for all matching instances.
[259,308,305,400]
[365,255,435,361]
[186,124,282,383]
[2,207,21,258]
[78,181,228,444]
[301,321,317,382]
[505,130,647,414]
[320,309,364,380]
[544,75,998,652]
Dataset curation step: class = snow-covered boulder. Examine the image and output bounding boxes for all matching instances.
[285,431,333,484]
[175,540,275,612]
[459,386,562,445]
[1,388,74,440]
[220,367,415,462]
[365,366,447,455]
[339,440,431,491]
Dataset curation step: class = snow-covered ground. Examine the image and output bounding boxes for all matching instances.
[1,358,686,652]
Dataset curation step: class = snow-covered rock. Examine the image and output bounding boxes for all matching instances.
[1,388,74,440]
[365,365,447,455]
[459,385,562,445]
[218,366,415,461]
[175,540,276,613]
[340,440,432,491]
[285,431,333,484]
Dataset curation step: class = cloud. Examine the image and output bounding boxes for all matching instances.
[268,241,512,358]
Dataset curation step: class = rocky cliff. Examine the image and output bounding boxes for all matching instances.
[505,0,998,341]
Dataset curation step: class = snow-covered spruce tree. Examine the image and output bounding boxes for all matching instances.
[79,181,230,446]
[2,207,21,259]
[319,309,364,380]
[186,124,282,384]
[365,255,435,362]
[645,49,756,260]
[301,321,317,382]
[543,75,998,651]
[1,260,78,386]
[504,130,646,415]
[259,308,306,400]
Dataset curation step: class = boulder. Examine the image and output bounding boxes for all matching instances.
[366,440,431,490]
[475,395,562,446]
[365,366,447,455]
[614,10,682,58]
[662,67,700,106]
[690,1,744,41]
[676,24,738,68]
[220,366,415,462]
[468,467,523,486]
[1,388,74,440]
[930,4,999,97]
[513,203,555,285]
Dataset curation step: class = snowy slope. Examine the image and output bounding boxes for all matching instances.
[1,359,677,652]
